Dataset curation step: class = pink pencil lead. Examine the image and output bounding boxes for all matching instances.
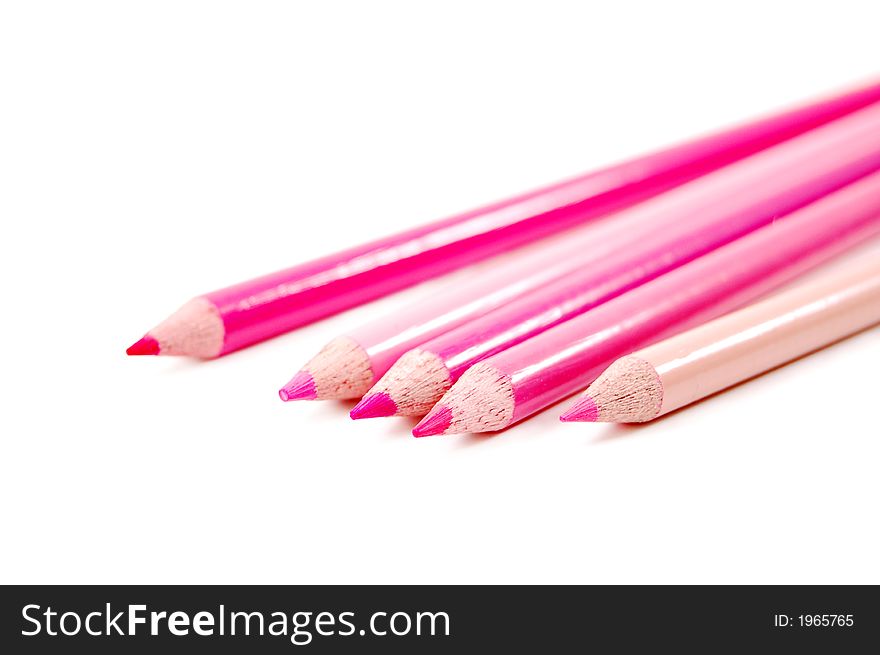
[412,405,453,438]
[350,392,398,420]
[278,371,317,402]
[126,335,159,356]
[559,396,599,422]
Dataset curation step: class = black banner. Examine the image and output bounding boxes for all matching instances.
[1,585,876,652]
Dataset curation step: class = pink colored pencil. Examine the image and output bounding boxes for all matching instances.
[352,100,880,418]
[412,169,880,436]
[127,80,880,358]
[561,242,880,424]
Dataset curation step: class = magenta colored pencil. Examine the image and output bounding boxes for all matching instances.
[412,169,880,436]
[352,100,880,418]
[127,80,880,358]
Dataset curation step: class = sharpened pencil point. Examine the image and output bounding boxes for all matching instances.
[559,395,599,422]
[278,371,317,402]
[412,405,453,438]
[126,335,160,356]
[350,392,398,420]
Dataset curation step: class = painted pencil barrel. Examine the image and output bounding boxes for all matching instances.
[649,247,880,417]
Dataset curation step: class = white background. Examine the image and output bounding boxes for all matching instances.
[2,1,878,584]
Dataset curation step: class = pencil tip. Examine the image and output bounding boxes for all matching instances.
[126,335,160,356]
[559,395,599,422]
[412,405,453,438]
[350,392,398,420]
[278,371,317,402]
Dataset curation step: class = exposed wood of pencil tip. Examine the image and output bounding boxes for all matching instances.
[279,337,373,401]
[411,363,515,436]
[560,356,664,423]
[126,297,225,358]
[352,349,452,419]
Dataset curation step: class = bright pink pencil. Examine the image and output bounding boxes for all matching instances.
[352,100,880,418]
[128,80,880,358]
[412,169,880,436]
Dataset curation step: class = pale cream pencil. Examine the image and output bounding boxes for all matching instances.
[560,244,880,423]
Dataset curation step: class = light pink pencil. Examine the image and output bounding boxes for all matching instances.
[561,242,880,423]
[412,169,880,436]
[351,100,880,418]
